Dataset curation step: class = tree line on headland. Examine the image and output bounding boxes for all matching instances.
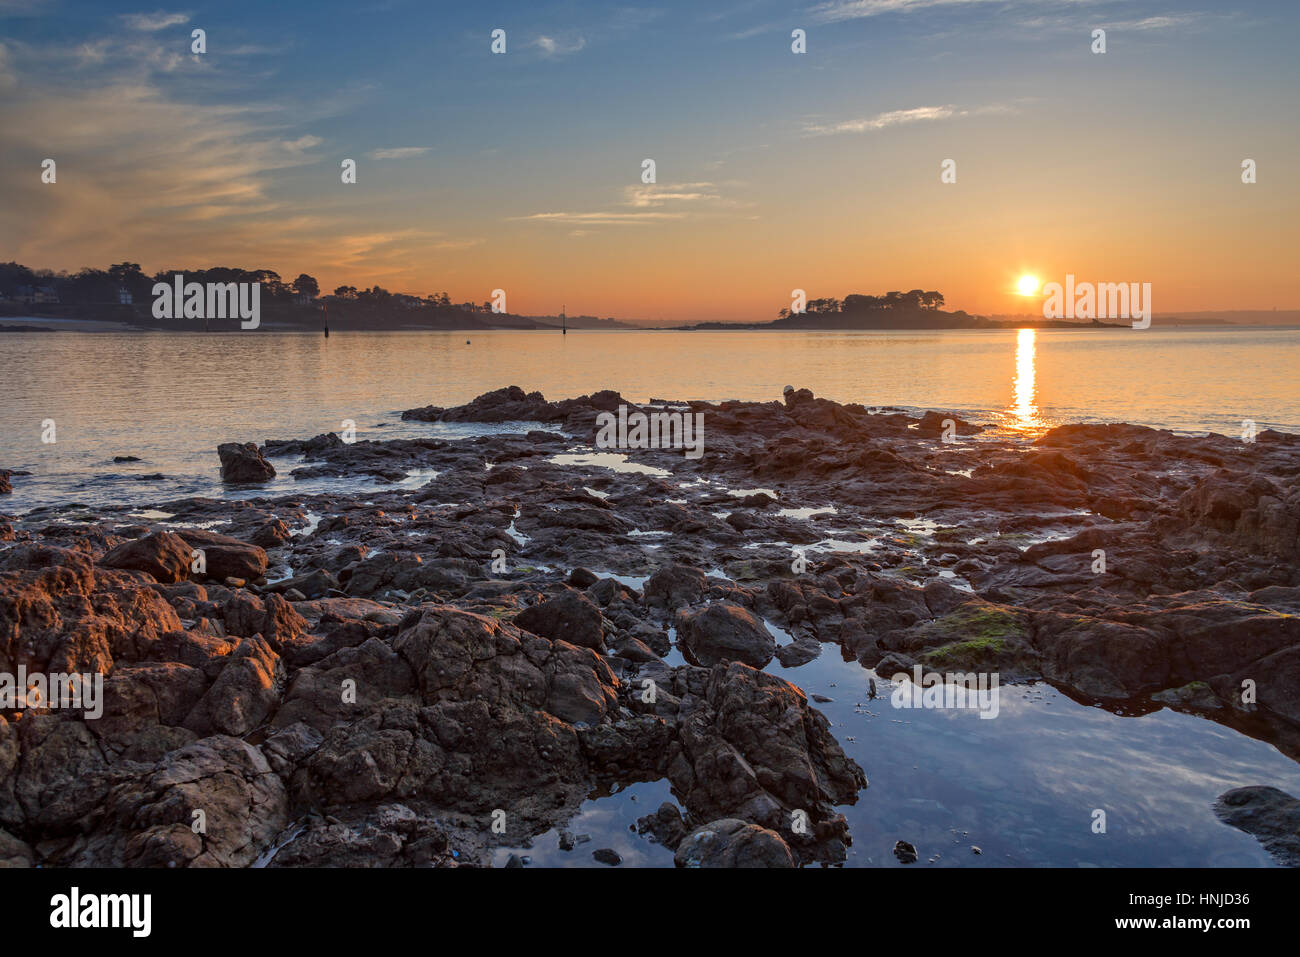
[687,286,1124,329]
[0,261,563,331]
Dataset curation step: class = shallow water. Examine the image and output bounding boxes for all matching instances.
[493,644,1300,867]
[2,326,1297,511]
[769,650,1300,867]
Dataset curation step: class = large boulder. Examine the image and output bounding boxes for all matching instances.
[100,531,193,584]
[514,590,605,651]
[218,442,276,483]
[677,602,775,668]
[174,528,268,583]
[402,386,550,423]
[674,818,795,868]
[644,564,708,612]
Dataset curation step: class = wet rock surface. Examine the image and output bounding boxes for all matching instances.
[1213,786,1300,866]
[2,385,1299,866]
[218,442,276,484]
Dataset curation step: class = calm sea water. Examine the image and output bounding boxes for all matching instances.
[1,326,1296,512]
[6,325,1300,867]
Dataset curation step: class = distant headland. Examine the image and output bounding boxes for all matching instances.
[687,289,1126,330]
[0,260,613,332]
[2,261,1286,331]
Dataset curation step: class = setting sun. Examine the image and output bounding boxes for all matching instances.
[1016,275,1041,296]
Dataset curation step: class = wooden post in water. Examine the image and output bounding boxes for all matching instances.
[323,301,329,338]
[562,304,566,335]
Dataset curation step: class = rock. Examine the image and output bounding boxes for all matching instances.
[0,828,33,867]
[263,432,345,457]
[100,531,193,584]
[644,564,708,612]
[263,568,339,600]
[249,519,293,548]
[223,591,310,652]
[514,590,605,651]
[664,662,865,863]
[674,819,795,868]
[174,528,269,583]
[1176,470,1300,560]
[894,840,918,864]
[592,847,622,866]
[0,471,11,495]
[915,410,983,437]
[1152,681,1222,711]
[636,802,688,849]
[677,602,775,668]
[776,635,822,668]
[568,567,600,589]
[268,804,458,867]
[184,636,283,737]
[218,442,276,483]
[559,831,590,851]
[1213,786,1300,866]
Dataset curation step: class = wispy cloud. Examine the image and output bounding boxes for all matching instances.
[532,35,587,57]
[804,104,955,136]
[810,0,1204,30]
[804,103,1014,136]
[366,146,431,160]
[514,211,686,226]
[517,180,739,228]
[283,134,323,152]
[810,0,1016,22]
[623,182,720,207]
[121,10,191,32]
[1114,15,1200,31]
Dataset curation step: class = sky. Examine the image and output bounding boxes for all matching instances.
[1,0,1297,321]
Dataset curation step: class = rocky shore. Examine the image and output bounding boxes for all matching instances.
[2,385,1299,867]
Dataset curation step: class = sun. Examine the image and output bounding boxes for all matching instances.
[1016,274,1040,296]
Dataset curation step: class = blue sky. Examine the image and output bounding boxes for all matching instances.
[2,0,1297,318]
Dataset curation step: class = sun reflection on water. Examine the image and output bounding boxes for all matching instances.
[1010,327,1040,431]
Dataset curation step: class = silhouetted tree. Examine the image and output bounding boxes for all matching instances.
[292,274,320,300]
